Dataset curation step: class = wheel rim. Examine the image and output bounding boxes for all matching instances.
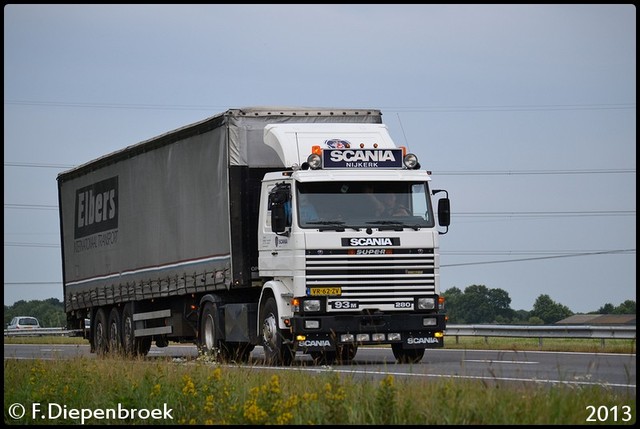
[204,314,215,350]
[95,322,105,352]
[262,313,277,351]
[109,320,118,350]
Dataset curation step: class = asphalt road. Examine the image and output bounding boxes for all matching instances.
[4,343,636,393]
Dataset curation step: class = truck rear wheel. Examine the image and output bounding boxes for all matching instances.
[122,303,151,357]
[261,297,294,366]
[199,302,224,358]
[107,307,123,354]
[93,308,108,356]
[391,344,425,364]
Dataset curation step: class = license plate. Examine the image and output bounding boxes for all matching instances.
[308,287,342,296]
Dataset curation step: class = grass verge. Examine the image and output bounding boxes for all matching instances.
[4,357,636,425]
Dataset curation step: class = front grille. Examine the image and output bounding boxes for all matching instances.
[305,248,436,311]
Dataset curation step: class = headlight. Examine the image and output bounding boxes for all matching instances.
[303,299,321,312]
[403,153,419,169]
[306,154,322,169]
[418,297,436,310]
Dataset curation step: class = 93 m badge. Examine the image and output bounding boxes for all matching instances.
[329,300,359,310]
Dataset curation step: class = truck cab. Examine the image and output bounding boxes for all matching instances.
[256,123,450,365]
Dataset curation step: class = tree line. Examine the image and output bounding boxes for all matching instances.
[4,290,637,328]
[443,285,636,324]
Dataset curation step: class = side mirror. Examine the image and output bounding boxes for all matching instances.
[271,204,288,233]
[437,198,450,227]
[269,182,291,235]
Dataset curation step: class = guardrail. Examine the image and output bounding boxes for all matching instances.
[445,324,636,347]
[4,327,84,337]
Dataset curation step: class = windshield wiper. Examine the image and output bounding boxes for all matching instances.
[365,221,421,231]
[306,220,346,231]
[306,220,361,231]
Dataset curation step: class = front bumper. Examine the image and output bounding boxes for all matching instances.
[291,312,446,352]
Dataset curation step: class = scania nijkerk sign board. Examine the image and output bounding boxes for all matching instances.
[322,148,403,169]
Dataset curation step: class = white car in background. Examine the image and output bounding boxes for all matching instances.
[7,316,41,330]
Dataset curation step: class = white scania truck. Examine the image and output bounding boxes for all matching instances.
[57,107,450,365]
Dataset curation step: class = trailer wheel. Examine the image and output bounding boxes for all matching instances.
[261,297,294,366]
[93,308,108,356]
[199,302,223,358]
[107,307,123,354]
[122,303,151,357]
[391,344,425,364]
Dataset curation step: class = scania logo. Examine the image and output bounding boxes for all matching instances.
[328,149,398,163]
[407,337,439,345]
[342,237,400,247]
[298,340,331,347]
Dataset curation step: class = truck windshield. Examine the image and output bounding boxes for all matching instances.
[296,181,435,229]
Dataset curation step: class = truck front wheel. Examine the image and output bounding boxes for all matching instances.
[261,297,294,366]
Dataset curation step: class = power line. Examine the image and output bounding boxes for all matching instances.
[455,210,635,218]
[442,249,635,267]
[4,162,75,169]
[433,168,635,175]
[5,204,58,210]
[4,282,62,285]
[4,242,59,248]
[4,100,636,112]
[442,249,636,256]
[382,104,636,112]
[3,100,227,111]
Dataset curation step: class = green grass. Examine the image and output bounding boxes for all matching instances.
[3,357,636,425]
[444,336,636,354]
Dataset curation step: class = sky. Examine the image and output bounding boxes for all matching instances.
[3,4,636,314]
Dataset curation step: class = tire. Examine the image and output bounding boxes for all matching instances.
[391,343,425,364]
[199,302,224,358]
[107,307,123,355]
[122,303,151,357]
[261,297,294,366]
[93,308,109,356]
